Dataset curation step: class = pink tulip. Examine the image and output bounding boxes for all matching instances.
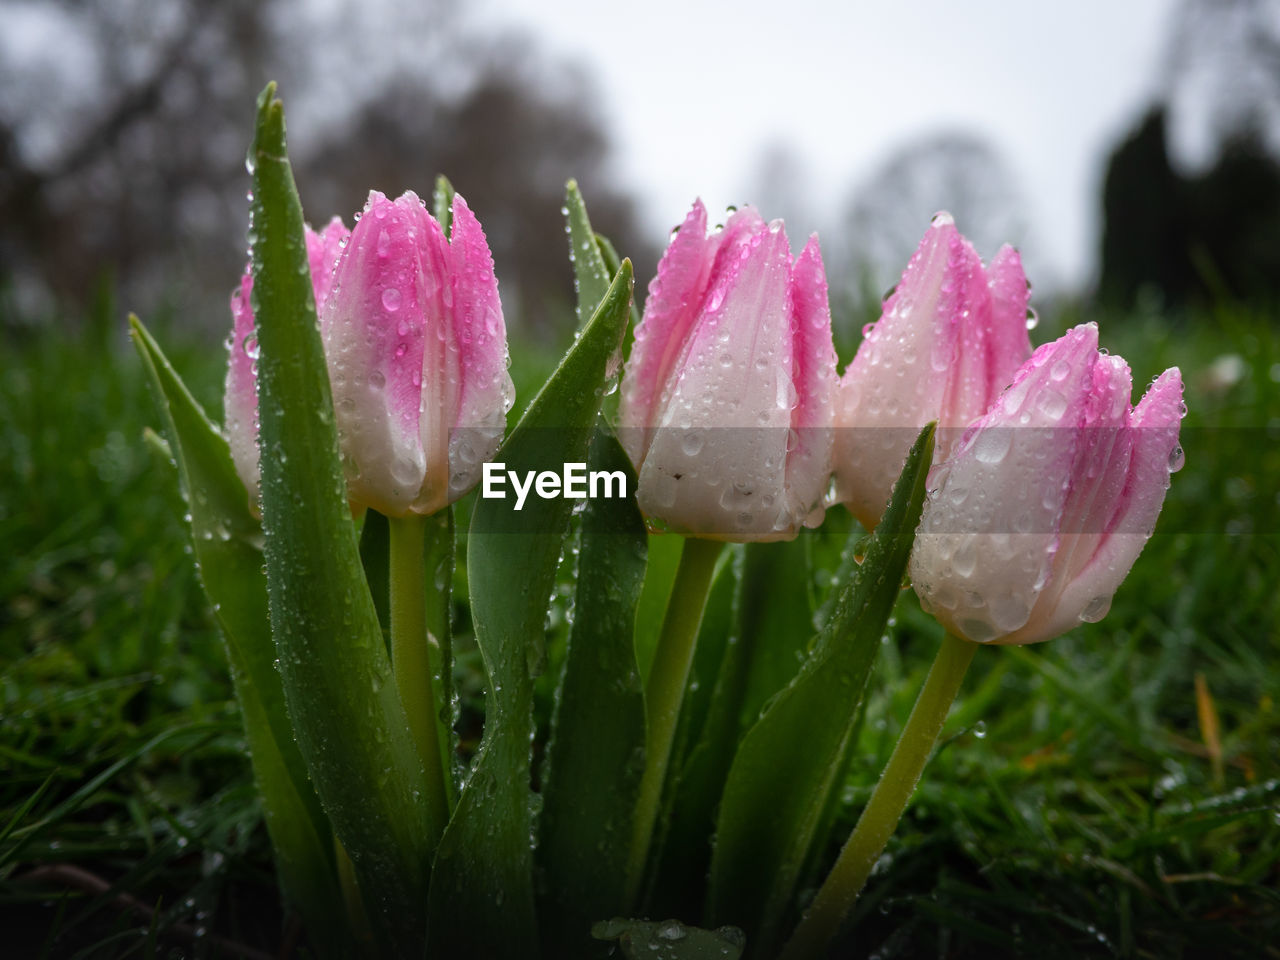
[322,190,513,517]
[225,216,350,499]
[909,323,1185,644]
[835,213,1033,530]
[618,200,837,541]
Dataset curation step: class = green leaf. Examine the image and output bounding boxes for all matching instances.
[649,536,819,919]
[248,82,431,956]
[595,232,642,333]
[427,259,635,959]
[735,538,821,725]
[707,424,936,958]
[634,534,685,681]
[592,918,746,960]
[433,174,456,239]
[566,179,615,330]
[537,427,648,958]
[129,316,348,957]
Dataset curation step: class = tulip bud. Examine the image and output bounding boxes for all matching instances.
[835,213,1033,530]
[618,200,838,541]
[322,190,513,517]
[225,216,350,499]
[909,323,1185,644]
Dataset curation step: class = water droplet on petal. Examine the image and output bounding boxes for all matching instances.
[973,429,1011,464]
[1079,594,1112,623]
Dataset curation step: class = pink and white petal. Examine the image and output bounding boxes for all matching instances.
[1040,368,1184,635]
[322,190,430,516]
[1110,367,1185,538]
[638,224,794,539]
[939,230,997,436]
[306,216,350,317]
[785,234,837,521]
[224,271,260,498]
[1061,356,1135,549]
[836,215,961,528]
[984,244,1034,401]
[1010,353,1135,642]
[441,193,512,506]
[619,200,715,464]
[704,205,768,279]
[406,201,457,515]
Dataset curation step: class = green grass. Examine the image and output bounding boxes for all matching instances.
[1,296,1278,958]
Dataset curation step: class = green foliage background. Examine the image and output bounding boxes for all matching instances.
[1,290,1278,957]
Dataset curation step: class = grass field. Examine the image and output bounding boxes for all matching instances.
[1,293,1277,958]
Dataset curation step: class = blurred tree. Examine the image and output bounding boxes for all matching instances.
[1098,0,1280,309]
[829,132,1025,352]
[1097,110,1192,306]
[0,1,650,336]
[1163,0,1280,168]
[295,37,654,333]
[0,0,278,320]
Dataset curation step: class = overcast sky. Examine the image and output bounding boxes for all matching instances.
[469,0,1177,292]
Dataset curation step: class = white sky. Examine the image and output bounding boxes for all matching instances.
[468,0,1177,292]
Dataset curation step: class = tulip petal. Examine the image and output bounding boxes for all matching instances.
[985,244,1034,391]
[307,216,350,317]
[836,215,964,528]
[410,204,456,515]
[224,219,348,504]
[785,234,837,523]
[620,200,715,465]
[939,232,999,439]
[225,271,260,498]
[1012,351,1134,642]
[637,221,794,539]
[322,190,432,516]
[1036,367,1184,639]
[442,193,513,506]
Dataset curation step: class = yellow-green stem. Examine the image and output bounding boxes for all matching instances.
[625,535,724,909]
[389,513,450,848]
[333,838,375,956]
[780,632,978,960]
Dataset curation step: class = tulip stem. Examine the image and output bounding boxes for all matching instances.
[625,535,724,910]
[779,631,978,960]
[388,514,450,849]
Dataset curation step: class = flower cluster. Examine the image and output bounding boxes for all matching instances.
[225,196,1184,644]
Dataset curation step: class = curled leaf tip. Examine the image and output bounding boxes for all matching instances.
[252,82,287,161]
